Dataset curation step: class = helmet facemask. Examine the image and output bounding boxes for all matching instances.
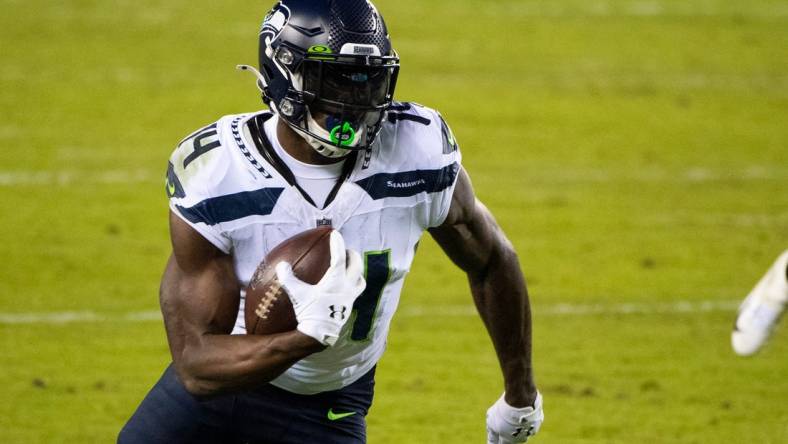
[282,49,399,158]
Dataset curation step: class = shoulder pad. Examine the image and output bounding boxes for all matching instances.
[383,102,460,165]
[166,120,231,205]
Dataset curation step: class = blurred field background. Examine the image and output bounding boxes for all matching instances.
[1,0,787,442]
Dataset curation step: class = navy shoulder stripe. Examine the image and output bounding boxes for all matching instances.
[387,112,431,126]
[355,162,459,200]
[176,188,284,226]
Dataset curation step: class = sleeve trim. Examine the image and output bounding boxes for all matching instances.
[169,202,232,254]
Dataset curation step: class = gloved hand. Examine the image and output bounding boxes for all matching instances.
[275,230,366,346]
[486,391,544,443]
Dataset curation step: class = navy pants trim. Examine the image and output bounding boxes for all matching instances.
[118,364,375,444]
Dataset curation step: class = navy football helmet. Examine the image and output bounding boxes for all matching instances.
[240,0,399,158]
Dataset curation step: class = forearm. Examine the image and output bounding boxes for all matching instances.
[162,216,328,397]
[469,243,536,407]
[175,330,325,396]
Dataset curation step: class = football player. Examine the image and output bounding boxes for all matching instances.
[119,1,543,443]
[732,250,788,356]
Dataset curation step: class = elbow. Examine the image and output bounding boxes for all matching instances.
[499,242,519,266]
[466,241,513,283]
[485,239,519,275]
[175,366,217,397]
[495,233,519,262]
[472,241,523,291]
[181,377,215,397]
[173,353,220,397]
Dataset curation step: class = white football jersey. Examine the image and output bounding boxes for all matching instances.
[166,102,461,394]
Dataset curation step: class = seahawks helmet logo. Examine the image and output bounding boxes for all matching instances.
[260,2,291,46]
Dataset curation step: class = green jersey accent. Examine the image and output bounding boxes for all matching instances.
[166,179,176,197]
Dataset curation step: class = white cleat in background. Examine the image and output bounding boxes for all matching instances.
[732,250,788,356]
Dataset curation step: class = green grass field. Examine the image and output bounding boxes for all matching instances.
[2,0,787,442]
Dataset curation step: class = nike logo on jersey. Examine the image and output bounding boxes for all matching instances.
[327,409,357,421]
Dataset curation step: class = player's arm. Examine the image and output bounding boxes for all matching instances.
[161,211,325,397]
[428,167,539,405]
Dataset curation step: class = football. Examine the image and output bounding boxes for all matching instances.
[244,226,333,335]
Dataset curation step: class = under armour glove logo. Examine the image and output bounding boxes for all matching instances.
[513,425,535,438]
[329,305,347,320]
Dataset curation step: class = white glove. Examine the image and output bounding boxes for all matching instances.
[275,230,366,346]
[486,392,543,444]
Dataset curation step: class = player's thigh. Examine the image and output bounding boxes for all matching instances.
[238,408,365,443]
[236,395,367,444]
[118,364,238,444]
[237,370,375,444]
